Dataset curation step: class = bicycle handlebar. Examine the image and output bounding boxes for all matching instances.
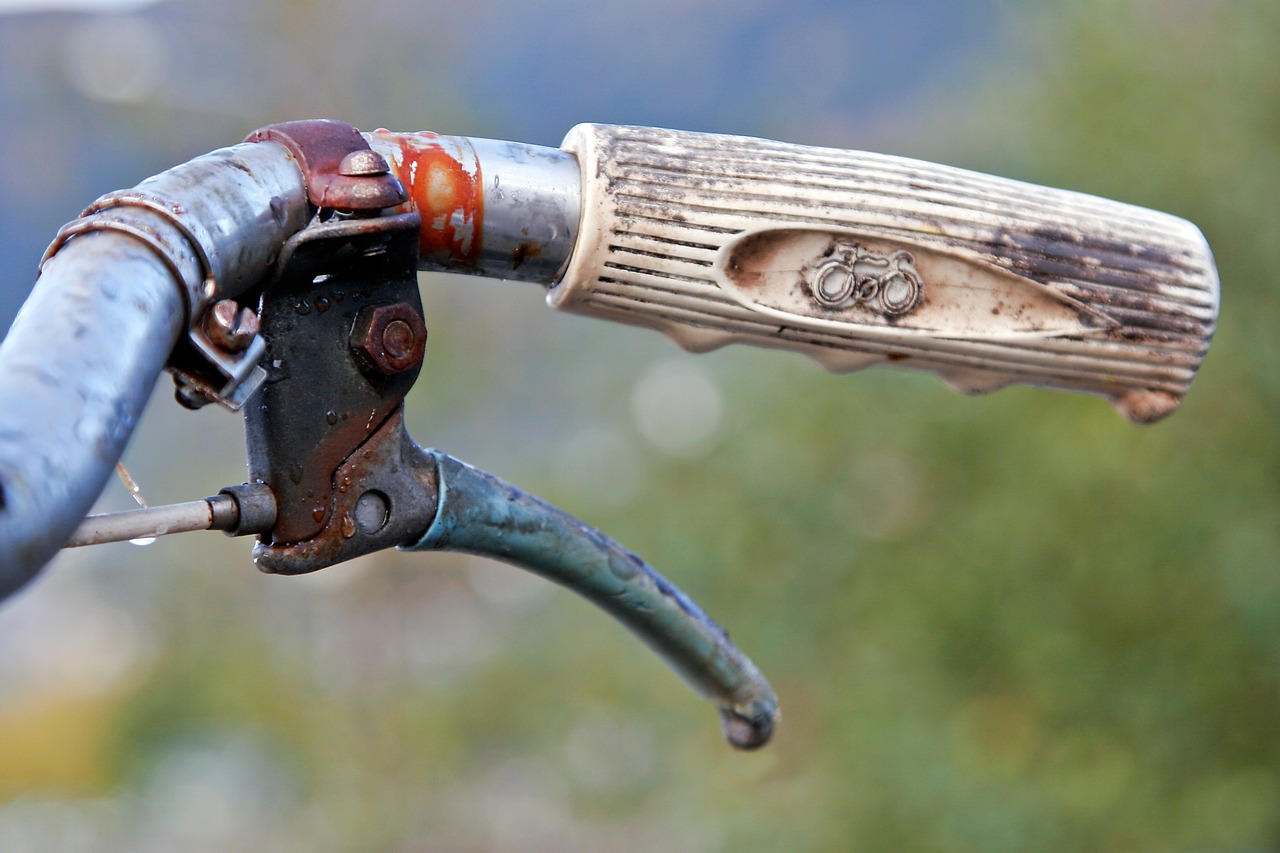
[0,120,1220,750]
[0,234,184,594]
[0,121,1223,595]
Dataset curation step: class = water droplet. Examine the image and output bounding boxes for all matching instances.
[296,300,312,316]
[317,297,331,313]
[115,462,149,508]
[325,410,338,426]
[129,537,156,547]
[340,513,356,539]
[312,505,327,523]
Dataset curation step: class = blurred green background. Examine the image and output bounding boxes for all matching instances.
[1,0,1277,850]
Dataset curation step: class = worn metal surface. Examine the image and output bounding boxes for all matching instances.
[218,483,277,536]
[65,483,277,547]
[366,132,580,283]
[463,136,581,283]
[244,212,426,549]
[52,141,309,411]
[409,451,780,749]
[252,409,438,573]
[0,139,308,598]
[367,130,486,269]
[350,302,428,378]
[203,300,260,354]
[245,120,407,212]
[553,124,1219,423]
[73,141,312,310]
[0,237,186,595]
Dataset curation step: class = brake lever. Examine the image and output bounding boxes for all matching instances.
[64,120,778,749]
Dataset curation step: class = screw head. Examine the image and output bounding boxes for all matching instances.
[350,302,426,377]
[381,319,415,361]
[202,300,259,353]
[338,149,391,177]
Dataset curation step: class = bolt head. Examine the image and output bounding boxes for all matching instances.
[338,149,391,177]
[202,300,259,353]
[350,302,426,377]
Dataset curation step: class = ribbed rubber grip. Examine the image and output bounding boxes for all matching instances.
[551,124,1219,423]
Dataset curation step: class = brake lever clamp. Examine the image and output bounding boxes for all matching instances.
[234,116,440,568]
[245,208,437,571]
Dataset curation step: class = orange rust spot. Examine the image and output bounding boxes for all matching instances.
[375,130,483,266]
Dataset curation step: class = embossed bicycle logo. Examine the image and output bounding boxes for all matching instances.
[808,243,924,316]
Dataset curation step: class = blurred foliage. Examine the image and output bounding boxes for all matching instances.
[1,0,1279,850]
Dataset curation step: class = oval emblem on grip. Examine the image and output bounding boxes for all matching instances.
[717,228,1115,341]
[809,244,924,316]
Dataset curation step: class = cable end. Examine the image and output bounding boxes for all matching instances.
[719,707,778,751]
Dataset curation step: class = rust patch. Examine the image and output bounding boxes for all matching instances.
[350,302,427,378]
[512,241,542,271]
[373,130,484,267]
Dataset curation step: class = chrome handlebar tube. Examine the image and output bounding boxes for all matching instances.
[0,140,310,596]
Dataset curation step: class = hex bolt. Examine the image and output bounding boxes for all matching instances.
[203,300,259,354]
[338,150,391,177]
[350,302,427,378]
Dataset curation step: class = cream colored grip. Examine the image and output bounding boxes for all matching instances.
[551,124,1218,423]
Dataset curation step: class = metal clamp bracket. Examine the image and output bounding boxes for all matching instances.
[245,119,408,212]
[170,120,416,411]
[245,209,432,571]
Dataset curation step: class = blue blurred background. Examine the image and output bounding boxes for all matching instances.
[1,0,1278,850]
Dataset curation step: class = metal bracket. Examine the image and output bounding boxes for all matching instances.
[244,210,434,572]
[165,119,413,411]
[244,119,408,212]
[41,190,267,411]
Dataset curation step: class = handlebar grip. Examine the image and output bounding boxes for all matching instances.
[551,124,1218,423]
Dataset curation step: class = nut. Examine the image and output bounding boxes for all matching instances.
[350,302,427,377]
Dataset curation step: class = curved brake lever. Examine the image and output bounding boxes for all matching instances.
[411,450,778,749]
[66,427,780,750]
